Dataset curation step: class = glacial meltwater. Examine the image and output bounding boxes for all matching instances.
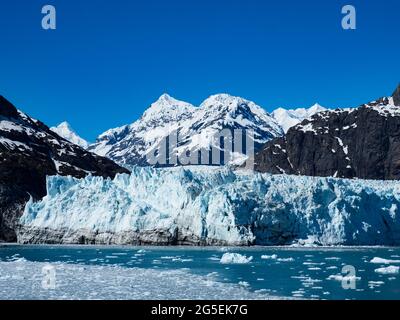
[0,245,399,300]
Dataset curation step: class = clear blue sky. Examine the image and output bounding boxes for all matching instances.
[0,0,399,141]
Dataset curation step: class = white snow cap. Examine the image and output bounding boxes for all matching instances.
[51,121,89,149]
[271,103,327,133]
[141,93,196,121]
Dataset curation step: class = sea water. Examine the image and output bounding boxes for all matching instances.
[0,245,399,300]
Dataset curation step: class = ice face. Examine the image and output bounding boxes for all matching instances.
[19,166,400,246]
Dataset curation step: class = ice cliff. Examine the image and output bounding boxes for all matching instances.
[18,167,400,246]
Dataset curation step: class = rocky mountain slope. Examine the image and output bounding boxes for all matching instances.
[51,121,89,149]
[89,94,283,167]
[0,96,129,241]
[255,85,400,180]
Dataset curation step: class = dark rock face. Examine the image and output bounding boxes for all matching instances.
[0,96,129,241]
[393,84,400,106]
[17,227,246,246]
[255,87,400,180]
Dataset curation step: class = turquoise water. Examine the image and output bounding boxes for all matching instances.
[1,245,399,300]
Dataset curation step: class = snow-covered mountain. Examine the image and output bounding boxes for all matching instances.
[18,166,400,246]
[89,93,283,167]
[51,121,89,149]
[271,104,327,133]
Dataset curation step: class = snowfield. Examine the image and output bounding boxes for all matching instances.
[19,166,400,246]
[0,259,274,300]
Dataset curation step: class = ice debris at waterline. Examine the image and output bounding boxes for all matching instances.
[18,166,400,246]
[0,259,276,300]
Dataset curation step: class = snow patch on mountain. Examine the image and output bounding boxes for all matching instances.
[271,104,327,133]
[51,122,89,149]
[19,167,400,246]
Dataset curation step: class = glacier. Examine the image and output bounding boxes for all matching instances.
[18,166,400,246]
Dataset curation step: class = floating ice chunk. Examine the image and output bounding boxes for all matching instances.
[261,254,278,260]
[327,275,361,281]
[238,281,250,287]
[160,256,178,260]
[374,266,400,275]
[172,258,193,263]
[208,257,220,261]
[370,257,400,264]
[220,253,253,264]
[368,281,384,288]
[206,272,218,278]
[277,258,294,262]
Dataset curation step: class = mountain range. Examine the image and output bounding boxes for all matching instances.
[53,94,326,167]
[87,94,285,167]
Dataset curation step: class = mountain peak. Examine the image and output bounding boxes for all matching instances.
[271,103,327,133]
[392,84,400,106]
[51,122,89,149]
[56,121,72,130]
[142,94,195,121]
[200,94,242,107]
[156,93,174,103]
[309,103,326,112]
